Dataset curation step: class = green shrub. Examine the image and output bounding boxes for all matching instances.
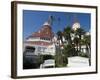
[63,44,78,57]
[79,52,89,58]
[55,52,68,67]
[40,55,54,61]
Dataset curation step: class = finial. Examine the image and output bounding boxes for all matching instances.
[73,14,78,23]
[48,15,53,25]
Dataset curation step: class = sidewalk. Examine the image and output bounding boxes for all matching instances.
[68,56,89,67]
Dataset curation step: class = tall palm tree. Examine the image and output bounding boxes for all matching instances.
[84,35,91,66]
[56,31,63,44]
[56,31,63,66]
[73,37,79,54]
[75,28,85,51]
[63,26,72,45]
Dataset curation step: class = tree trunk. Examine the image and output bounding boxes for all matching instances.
[88,45,91,66]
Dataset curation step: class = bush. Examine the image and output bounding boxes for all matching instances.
[23,55,41,69]
[42,55,54,60]
[79,52,89,58]
[63,44,77,57]
[63,55,68,65]
[55,52,68,67]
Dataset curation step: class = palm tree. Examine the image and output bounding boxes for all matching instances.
[56,31,63,44]
[78,34,91,66]
[63,26,72,45]
[75,28,85,51]
[56,31,63,66]
[73,37,79,55]
[84,35,91,66]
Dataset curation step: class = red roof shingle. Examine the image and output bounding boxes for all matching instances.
[25,41,53,46]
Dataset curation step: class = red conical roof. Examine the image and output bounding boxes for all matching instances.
[27,24,54,40]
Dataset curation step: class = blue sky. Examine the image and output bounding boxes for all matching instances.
[23,10,91,39]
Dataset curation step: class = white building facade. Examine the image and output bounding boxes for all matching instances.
[24,19,57,56]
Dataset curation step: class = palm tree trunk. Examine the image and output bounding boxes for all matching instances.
[76,45,78,56]
[79,35,81,52]
[88,45,91,66]
[86,44,91,66]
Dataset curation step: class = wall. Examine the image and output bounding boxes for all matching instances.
[0,0,99,80]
